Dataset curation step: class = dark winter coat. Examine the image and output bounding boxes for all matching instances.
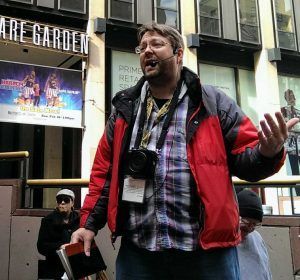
[80,66,285,250]
[37,209,79,278]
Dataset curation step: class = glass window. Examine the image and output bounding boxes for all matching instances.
[37,0,54,8]
[274,0,297,50]
[237,0,260,43]
[58,0,86,14]
[155,0,179,28]
[238,69,259,125]
[111,51,143,98]
[9,0,33,3]
[157,0,177,10]
[198,0,220,37]
[109,0,134,22]
[199,63,237,101]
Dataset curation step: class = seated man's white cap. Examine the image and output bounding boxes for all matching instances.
[56,189,75,200]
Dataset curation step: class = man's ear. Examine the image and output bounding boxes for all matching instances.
[176,48,184,64]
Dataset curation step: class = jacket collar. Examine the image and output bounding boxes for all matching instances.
[181,66,202,105]
[112,76,145,107]
[112,76,146,123]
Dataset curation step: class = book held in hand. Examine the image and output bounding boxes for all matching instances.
[56,242,107,280]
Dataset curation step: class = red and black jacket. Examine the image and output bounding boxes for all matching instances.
[80,67,285,250]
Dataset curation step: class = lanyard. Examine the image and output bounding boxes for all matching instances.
[140,95,172,148]
[134,79,183,151]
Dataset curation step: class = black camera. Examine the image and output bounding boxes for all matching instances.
[125,148,158,179]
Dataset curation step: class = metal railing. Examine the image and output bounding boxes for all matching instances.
[27,178,89,188]
[0,151,29,180]
[1,151,300,215]
[234,176,300,215]
[26,178,90,208]
[24,176,300,215]
[0,151,30,206]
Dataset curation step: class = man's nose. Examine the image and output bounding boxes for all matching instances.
[144,44,153,53]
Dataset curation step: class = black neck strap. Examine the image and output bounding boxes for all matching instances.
[134,78,183,151]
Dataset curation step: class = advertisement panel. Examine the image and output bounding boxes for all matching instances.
[111,50,142,98]
[0,60,82,128]
[278,75,300,195]
[199,63,237,101]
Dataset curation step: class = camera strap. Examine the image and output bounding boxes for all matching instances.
[134,78,183,150]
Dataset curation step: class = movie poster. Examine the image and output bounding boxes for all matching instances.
[279,75,300,197]
[0,60,82,128]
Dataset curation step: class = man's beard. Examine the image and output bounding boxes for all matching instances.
[143,66,168,85]
[143,68,160,80]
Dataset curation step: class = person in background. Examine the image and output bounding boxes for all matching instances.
[37,189,79,279]
[22,70,35,105]
[237,189,272,280]
[281,89,300,195]
[44,73,60,107]
[71,23,298,279]
[33,82,41,107]
[281,89,299,121]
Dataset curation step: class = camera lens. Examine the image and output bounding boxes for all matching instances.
[129,150,147,173]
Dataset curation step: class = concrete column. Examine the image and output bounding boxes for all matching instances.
[254,0,279,117]
[180,0,198,73]
[43,126,62,208]
[81,0,106,199]
[255,0,285,204]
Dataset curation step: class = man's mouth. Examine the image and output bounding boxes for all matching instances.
[145,59,158,68]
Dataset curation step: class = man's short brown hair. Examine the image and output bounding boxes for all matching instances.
[137,22,184,52]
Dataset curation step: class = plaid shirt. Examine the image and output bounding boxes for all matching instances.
[124,81,201,251]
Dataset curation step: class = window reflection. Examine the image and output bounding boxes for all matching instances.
[239,0,258,25]
[198,0,220,37]
[157,9,177,28]
[155,0,178,28]
[59,0,86,14]
[238,69,258,125]
[9,0,33,3]
[238,0,260,43]
[157,0,177,10]
[274,0,297,50]
[199,63,236,101]
[110,0,134,22]
[199,0,219,17]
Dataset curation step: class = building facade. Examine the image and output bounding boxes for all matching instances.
[0,0,89,207]
[0,0,300,214]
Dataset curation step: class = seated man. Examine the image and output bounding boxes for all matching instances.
[237,189,272,280]
[37,189,79,279]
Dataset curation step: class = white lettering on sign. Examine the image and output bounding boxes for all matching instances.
[0,15,89,55]
[42,26,50,48]
[10,19,18,41]
[63,30,70,51]
[80,33,88,55]
[53,28,60,49]
[33,24,40,45]
[20,21,26,43]
[72,31,78,53]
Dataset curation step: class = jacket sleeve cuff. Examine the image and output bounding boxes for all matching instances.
[84,225,98,236]
[257,146,286,173]
[258,146,285,161]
